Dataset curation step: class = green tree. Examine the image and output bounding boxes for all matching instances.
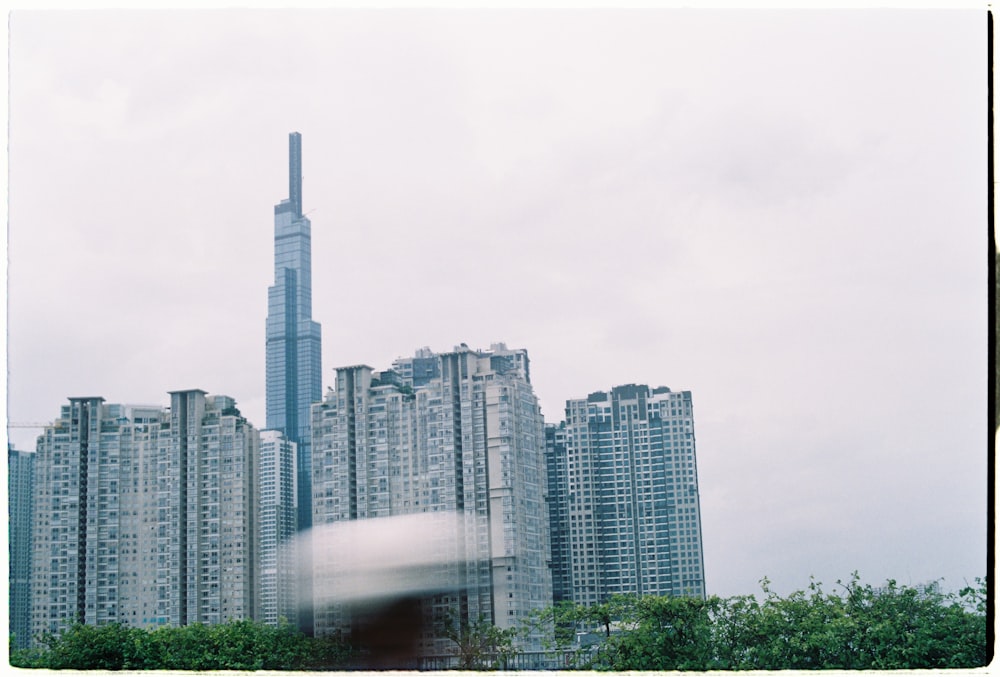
[10,618,353,671]
[521,598,599,668]
[841,576,989,669]
[545,574,989,671]
[590,595,723,670]
[444,615,519,669]
[525,599,579,650]
[15,622,145,670]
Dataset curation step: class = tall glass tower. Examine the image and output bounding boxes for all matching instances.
[266,131,322,533]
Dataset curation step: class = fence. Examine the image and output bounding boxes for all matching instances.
[417,649,590,671]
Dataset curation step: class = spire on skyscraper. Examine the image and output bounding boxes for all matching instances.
[289,131,302,218]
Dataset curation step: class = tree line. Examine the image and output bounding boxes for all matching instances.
[529,573,989,670]
[9,619,352,671]
[11,573,990,670]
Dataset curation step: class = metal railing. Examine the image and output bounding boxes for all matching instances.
[416,649,589,671]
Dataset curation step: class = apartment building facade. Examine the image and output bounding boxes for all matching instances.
[310,344,552,655]
[258,430,298,626]
[547,384,706,607]
[29,392,259,644]
[9,445,35,648]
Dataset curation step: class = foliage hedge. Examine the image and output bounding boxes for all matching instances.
[11,574,990,671]
[531,573,990,670]
[10,618,352,671]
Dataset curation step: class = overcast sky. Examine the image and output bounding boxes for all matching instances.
[6,8,987,599]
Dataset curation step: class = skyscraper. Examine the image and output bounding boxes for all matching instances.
[547,384,706,606]
[543,424,572,605]
[310,344,552,656]
[168,391,258,626]
[258,430,298,626]
[266,131,322,533]
[29,393,259,643]
[9,445,35,649]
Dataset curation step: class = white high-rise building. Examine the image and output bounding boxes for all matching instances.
[310,344,552,656]
[258,430,298,626]
[547,384,706,607]
[30,392,260,643]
